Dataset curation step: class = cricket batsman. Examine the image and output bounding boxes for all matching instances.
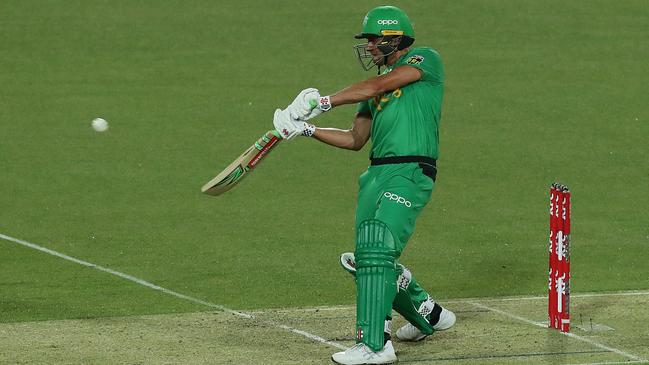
[273,6,455,364]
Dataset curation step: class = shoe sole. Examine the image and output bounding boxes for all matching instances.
[331,357,396,365]
[331,341,397,364]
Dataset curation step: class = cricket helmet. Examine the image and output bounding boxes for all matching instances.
[354,5,415,39]
[353,6,415,71]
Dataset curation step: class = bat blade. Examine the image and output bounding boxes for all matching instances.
[201,130,282,196]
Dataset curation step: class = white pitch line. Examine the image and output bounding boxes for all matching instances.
[251,305,354,314]
[570,291,649,299]
[254,289,649,314]
[445,290,649,304]
[469,301,646,363]
[565,361,646,365]
[0,233,347,351]
[465,290,649,303]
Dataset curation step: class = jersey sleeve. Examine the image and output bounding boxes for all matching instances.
[397,48,444,84]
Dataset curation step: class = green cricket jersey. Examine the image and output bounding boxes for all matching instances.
[357,47,444,159]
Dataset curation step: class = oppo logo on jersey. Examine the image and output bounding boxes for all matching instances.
[383,192,412,207]
[377,19,399,25]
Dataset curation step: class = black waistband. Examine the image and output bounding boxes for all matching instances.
[370,155,436,167]
[370,155,437,181]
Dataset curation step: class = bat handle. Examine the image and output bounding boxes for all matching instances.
[255,130,282,151]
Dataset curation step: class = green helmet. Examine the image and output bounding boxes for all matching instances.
[354,6,415,40]
[353,6,415,71]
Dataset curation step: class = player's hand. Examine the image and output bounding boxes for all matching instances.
[288,88,321,119]
[274,108,300,140]
[303,94,332,121]
[273,108,316,140]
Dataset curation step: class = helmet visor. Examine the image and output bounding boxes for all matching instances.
[353,43,377,71]
[353,36,402,71]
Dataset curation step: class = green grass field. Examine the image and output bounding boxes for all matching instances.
[1,1,648,364]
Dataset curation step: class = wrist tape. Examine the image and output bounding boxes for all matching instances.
[318,95,332,112]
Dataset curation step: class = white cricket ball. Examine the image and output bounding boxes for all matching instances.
[92,117,109,132]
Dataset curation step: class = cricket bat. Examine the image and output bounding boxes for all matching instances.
[201,130,282,196]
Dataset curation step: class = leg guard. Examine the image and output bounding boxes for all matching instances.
[355,219,398,352]
[340,253,437,335]
[393,264,435,335]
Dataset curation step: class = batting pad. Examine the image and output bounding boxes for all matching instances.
[355,219,398,352]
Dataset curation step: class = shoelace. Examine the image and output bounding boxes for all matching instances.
[346,343,377,359]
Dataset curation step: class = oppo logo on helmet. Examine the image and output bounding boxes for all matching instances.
[377,19,399,25]
[383,191,412,207]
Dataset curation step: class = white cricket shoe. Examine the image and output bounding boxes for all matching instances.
[331,340,397,365]
[396,307,456,342]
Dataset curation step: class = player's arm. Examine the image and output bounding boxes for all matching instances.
[311,112,372,151]
[274,66,421,141]
[330,65,422,107]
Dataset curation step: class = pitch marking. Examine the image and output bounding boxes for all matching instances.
[400,349,611,363]
[468,301,645,362]
[254,290,649,314]
[565,361,646,365]
[4,231,648,360]
[442,290,649,305]
[0,232,347,350]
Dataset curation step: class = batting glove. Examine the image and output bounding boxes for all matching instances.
[303,94,332,121]
[288,88,321,120]
[273,108,316,140]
